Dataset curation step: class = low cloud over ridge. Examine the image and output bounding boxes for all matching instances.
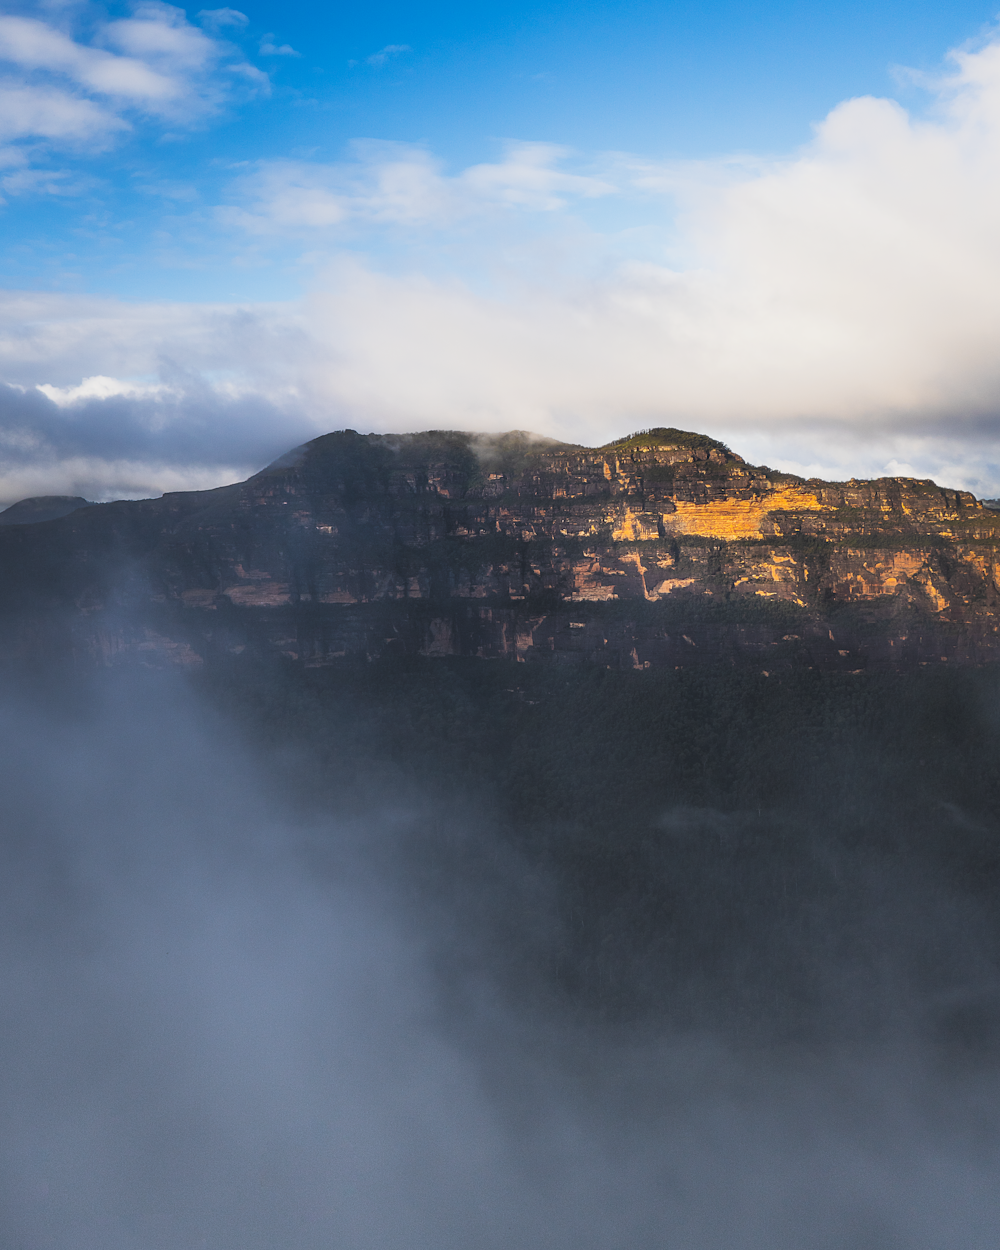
[8,29,1000,497]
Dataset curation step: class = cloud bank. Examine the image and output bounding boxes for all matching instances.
[0,289,318,501]
[8,28,1000,498]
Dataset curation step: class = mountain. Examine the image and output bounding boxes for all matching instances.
[0,426,997,671]
[0,495,92,526]
[4,425,1000,1080]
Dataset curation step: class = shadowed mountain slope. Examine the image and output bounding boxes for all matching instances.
[0,426,998,670]
[0,495,93,526]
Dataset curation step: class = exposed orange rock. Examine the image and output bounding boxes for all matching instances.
[1,425,999,671]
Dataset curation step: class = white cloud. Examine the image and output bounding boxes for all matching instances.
[465,141,616,209]
[0,6,265,170]
[0,164,92,198]
[105,4,220,74]
[0,289,319,500]
[197,9,249,32]
[259,34,300,57]
[36,374,172,406]
[200,32,1000,495]
[0,15,183,104]
[0,82,126,143]
[218,142,617,233]
[1,259,999,503]
[365,44,410,68]
[227,60,270,90]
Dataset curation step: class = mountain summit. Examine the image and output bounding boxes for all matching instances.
[0,427,997,671]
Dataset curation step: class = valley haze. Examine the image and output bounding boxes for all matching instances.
[6,2,1000,1247]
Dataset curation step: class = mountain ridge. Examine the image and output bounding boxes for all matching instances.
[1,425,998,672]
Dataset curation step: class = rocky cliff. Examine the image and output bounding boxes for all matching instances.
[1,426,998,672]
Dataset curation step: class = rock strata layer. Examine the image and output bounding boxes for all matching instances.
[1,427,998,671]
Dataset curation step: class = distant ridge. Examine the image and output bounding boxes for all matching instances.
[0,496,93,527]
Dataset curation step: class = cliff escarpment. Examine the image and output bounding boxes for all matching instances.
[1,426,999,671]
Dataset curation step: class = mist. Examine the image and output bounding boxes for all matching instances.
[0,665,999,1250]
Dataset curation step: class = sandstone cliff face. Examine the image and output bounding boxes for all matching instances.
[1,427,998,671]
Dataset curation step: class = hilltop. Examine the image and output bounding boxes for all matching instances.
[0,425,996,672]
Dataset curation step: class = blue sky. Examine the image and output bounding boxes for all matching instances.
[1,0,997,300]
[3,0,1000,501]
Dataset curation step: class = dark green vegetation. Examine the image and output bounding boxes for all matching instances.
[198,655,1000,1055]
[278,427,573,501]
[204,655,1000,825]
[601,427,732,455]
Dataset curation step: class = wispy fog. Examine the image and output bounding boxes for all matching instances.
[1,669,999,1248]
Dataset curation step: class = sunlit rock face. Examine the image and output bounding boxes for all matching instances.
[0,426,998,670]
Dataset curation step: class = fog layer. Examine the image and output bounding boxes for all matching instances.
[2,670,1000,1249]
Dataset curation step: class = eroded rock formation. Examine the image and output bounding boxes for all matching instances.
[1,426,998,671]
